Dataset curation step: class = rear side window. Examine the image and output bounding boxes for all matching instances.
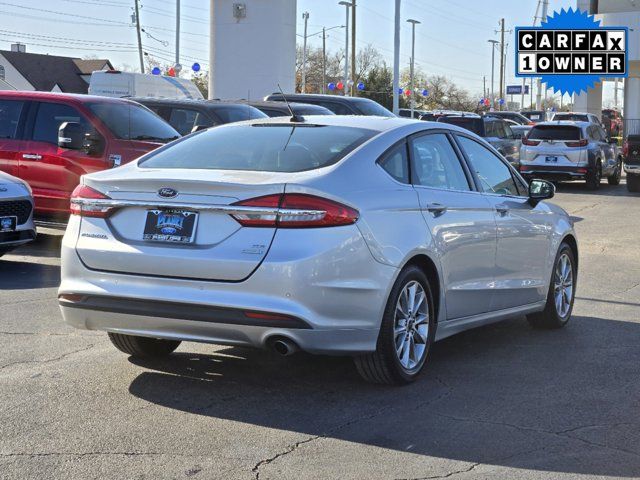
[140,124,376,172]
[169,108,212,135]
[0,100,25,139]
[211,105,267,124]
[410,133,470,191]
[353,99,395,117]
[438,117,483,136]
[528,125,581,141]
[379,143,409,183]
[32,102,88,144]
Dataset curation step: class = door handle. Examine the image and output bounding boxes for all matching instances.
[22,153,42,160]
[495,204,509,216]
[426,203,447,217]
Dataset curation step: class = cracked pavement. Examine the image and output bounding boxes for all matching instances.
[1,179,640,479]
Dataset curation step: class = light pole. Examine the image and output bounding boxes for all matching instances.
[301,11,309,93]
[339,1,352,96]
[175,0,180,75]
[392,0,401,115]
[488,39,499,110]
[407,18,420,118]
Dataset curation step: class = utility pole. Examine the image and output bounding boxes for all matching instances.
[351,0,356,96]
[498,18,505,110]
[301,11,309,93]
[134,0,144,74]
[483,75,487,99]
[322,27,327,94]
[392,0,401,115]
[175,0,180,75]
[407,19,420,118]
[488,39,498,109]
[338,1,351,96]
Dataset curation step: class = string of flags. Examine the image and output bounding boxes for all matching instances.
[151,63,202,77]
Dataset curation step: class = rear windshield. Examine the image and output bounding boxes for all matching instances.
[528,125,581,141]
[212,105,267,124]
[88,102,179,142]
[553,113,588,122]
[437,117,483,135]
[353,99,395,117]
[139,124,376,172]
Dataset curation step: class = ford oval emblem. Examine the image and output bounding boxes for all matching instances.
[158,187,178,198]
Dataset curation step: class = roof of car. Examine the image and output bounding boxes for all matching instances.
[264,93,379,104]
[0,90,139,105]
[533,120,591,127]
[132,97,257,108]
[248,100,331,111]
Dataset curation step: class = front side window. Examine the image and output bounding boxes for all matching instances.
[457,136,520,196]
[140,124,376,172]
[410,133,470,191]
[379,143,409,183]
[88,101,179,142]
[0,99,24,139]
[32,102,89,144]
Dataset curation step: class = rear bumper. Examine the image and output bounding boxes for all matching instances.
[520,164,589,181]
[58,217,396,355]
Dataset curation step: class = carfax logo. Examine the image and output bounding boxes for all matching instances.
[515,8,628,95]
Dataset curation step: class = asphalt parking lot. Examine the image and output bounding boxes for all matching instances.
[1,178,639,480]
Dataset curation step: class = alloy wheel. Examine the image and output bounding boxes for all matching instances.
[394,280,429,370]
[554,253,573,318]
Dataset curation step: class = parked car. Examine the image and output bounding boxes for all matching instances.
[399,108,429,119]
[552,111,603,127]
[59,115,578,385]
[0,91,180,220]
[263,93,395,117]
[133,98,267,136]
[602,109,623,137]
[521,110,547,123]
[0,170,36,257]
[520,121,622,189]
[511,124,532,140]
[623,134,640,192]
[437,114,521,167]
[485,111,533,125]
[249,100,334,118]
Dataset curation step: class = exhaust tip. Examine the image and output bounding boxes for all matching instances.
[269,337,299,357]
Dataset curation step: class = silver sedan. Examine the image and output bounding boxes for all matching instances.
[59,116,578,384]
[0,171,36,257]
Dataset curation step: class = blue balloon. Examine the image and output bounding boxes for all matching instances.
[328,82,336,91]
[421,89,429,97]
[151,67,161,75]
[357,82,365,91]
[192,62,201,72]
[499,98,505,105]
[398,88,404,95]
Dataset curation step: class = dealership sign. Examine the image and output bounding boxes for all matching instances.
[506,85,530,95]
[515,8,628,95]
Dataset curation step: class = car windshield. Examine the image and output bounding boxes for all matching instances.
[88,102,179,142]
[554,113,588,122]
[437,117,483,135]
[353,99,395,117]
[139,124,376,172]
[528,125,581,141]
[211,105,267,123]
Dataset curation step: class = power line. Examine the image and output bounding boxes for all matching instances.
[0,2,130,25]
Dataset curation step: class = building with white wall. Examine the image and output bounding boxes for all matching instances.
[574,0,640,133]
[208,0,296,100]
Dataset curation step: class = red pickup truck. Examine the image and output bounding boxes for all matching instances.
[0,91,179,220]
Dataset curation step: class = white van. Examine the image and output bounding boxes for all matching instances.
[88,71,204,100]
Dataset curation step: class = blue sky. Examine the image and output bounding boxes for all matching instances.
[1,0,615,104]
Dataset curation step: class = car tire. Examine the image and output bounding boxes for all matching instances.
[586,161,601,190]
[628,174,640,193]
[607,158,622,185]
[108,332,181,358]
[354,266,436,385]
[527,242,576,330]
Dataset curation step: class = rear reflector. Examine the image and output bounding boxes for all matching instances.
[244,311,294,321]
[566,139,588,147]
[70,184,114,218]
[232,193,359,228]
[58,293,87,303]
[577,168,587,173]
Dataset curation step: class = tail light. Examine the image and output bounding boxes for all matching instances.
[70,184,114,218]
[623,140,629,156]
[522,137,540,146]
[232,193,359,228]
[565,139,588,147]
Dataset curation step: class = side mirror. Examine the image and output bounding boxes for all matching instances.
[58,122,85,150]
[528,179,555,206]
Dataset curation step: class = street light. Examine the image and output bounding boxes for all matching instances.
[488,39,499,109]
[338,1,352,96]
[407,18,421,118]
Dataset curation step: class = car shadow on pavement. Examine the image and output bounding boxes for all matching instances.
[555,181,638,197]
[0,259,60,289]
[127,315,640,477]
[10,232,63,258]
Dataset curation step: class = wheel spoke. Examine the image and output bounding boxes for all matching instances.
[402,336,411,367]
[414,313,429,326]
[407,283,417,313]
[413,325,428,344]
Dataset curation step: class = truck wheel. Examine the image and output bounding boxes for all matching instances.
[628,174,640,193]
[586,161,601,190]
[354,266,436,385]
[108,332,181,358]
[607,158,622,185]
